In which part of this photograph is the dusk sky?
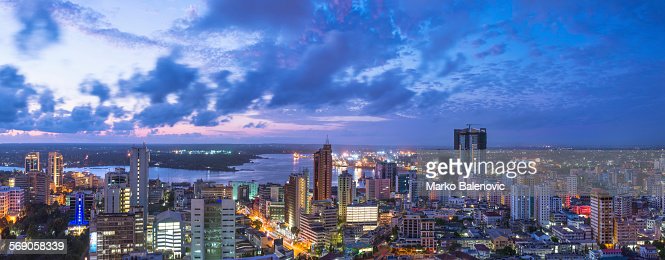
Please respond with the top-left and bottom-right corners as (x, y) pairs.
(0, 0), (663, 146)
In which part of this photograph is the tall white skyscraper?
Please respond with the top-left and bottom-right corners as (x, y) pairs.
(337, 170), (354, 222)
(534, 184), (552, 227)
(510, 184), (531, 221)
(47, 152), (63, 188)
(191, 198), (236, 260)
(24, 152), (40, 173)
(191, 199), (205, 259)
(613, 194), (632, 219)
(104, 169), (130, 213)
(130, 144), (150, 237)
(565, 176), (578, 196)
(565, 175), (578, 207)
(153, 210), (184, 259)
(219, 199), (236, 259)
(285, 170), (309, 229)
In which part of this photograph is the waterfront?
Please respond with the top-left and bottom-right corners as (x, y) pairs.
(0, 153), (376, 186)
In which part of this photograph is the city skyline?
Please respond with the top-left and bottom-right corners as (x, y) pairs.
(0, 1), (663, 146)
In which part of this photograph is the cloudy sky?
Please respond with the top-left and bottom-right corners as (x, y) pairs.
(0, 0), (663, 146)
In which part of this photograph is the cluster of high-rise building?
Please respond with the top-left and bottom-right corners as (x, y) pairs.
(3, 128), (665, 259)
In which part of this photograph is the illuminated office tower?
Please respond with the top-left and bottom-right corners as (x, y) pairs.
(89, 212), (142, 259)
(376, 161), (398, 192)
(104, 169), (131, 213)
(191, 199), (204, 259)
(550, 196), (563, 213)
(129, 144), (150, 234)
(659, 180), (665, 212)
(264, 184), (284, 202)
(300, 200), (337, 247)
(69, 191), (94, 225)
(314, 138), (332, 200)
(613, 194), (632, 219)
(153, 210), (184, 259)
(346, 203), (379, 231)
(29, 171), (49, 204)
(454, 126), (487, 163)
(285, 170), (309, 229)
(565, 175), (578, 208)
(229, 180), (258, 200)
(0, 186), (24, 218)
(655, 157), (665, 172)
(510, 184), (532, 221)
(47, 152), (64, 189)
(68, 191), (93, 236)
(199, 183), (233, 200)
(337, 170), (354, 222)
(24, 152), (40, 173)
(397, 171), (418, 203)
(366, 178), (391, 200)
(534, 184), (552, 227)
(613, 218), (638, 247)
(591, 189), (614, 247)
(191, 199), (236, 260)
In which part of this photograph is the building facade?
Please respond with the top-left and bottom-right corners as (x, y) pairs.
(47, 151), (64, 189)
(313, 139), (332, 201)
(285, 170), (309, 229)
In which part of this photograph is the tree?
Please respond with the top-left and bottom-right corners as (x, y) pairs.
(390, 226), (398, 241)
(497, 246), (516, 256)
(291, 226), (300, 237)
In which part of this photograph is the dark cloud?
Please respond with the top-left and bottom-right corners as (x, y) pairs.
(195, 0), (313, 32)
(191, 110), (221, 127)
(13, 0), (60, 53)
(80, 79), (111, 102)
(38, 89), (56, 112)
(134, 103), (191, 128)
(6, 0), (166, 51)
(205, 1), (491, 117)
(215, 68), (269, 114)
(243, 122), (268, 129)
(119, 54), (217, 128)
(476, 44), (506, 59)
(0, 65), (119, 134)
(122, 54), (199, 103)
(133, 82), (212, 127)
(34, 106), (109, 133)
(0, 65), (37, 123)
(2, 0), (664, 145)
(94, 105), (124, 118)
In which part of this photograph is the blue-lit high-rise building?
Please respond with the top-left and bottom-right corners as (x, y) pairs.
(69, 191), (93, 226)
(68, 191), (94, 236)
